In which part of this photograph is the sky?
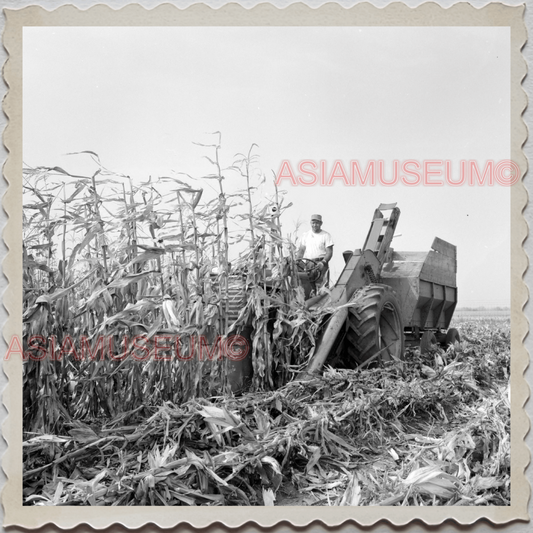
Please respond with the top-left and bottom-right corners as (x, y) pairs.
(23, 26), (512, 307)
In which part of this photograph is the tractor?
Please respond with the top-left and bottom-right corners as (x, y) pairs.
(226, 203), (459, 389)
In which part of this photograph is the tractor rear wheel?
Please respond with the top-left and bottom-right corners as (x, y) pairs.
(344, 284), (404, 367)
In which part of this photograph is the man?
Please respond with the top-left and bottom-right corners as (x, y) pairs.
(296, 214), (334, 286)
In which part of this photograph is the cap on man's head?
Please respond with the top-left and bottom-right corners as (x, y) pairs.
(311, 214), (323, 223)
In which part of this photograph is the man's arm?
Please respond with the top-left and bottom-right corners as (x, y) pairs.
(317, 245), (333, 271)
(323, 245), (333, 264)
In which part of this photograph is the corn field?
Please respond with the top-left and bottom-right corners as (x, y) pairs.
(23, 145), (318, 436)
(23, 316), (510, 506)
(22, 147), (510, 507)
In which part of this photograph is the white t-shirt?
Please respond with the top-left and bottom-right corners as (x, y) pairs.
(300, 230), (334, 260)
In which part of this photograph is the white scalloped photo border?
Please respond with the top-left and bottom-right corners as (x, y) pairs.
(2, 2), (528, 529)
